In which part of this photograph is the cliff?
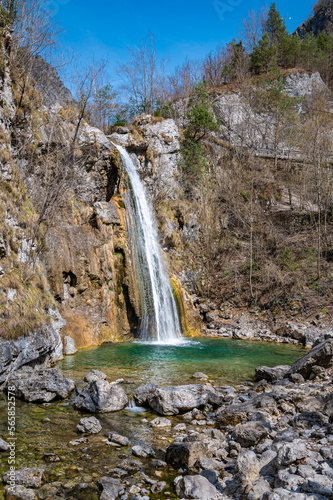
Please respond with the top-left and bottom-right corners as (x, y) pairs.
(295, 0), (333, 38)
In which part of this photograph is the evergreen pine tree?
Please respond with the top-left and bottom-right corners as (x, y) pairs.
(266, 2), (288, 47)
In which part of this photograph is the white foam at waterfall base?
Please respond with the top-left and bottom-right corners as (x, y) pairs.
(115, 144), (182, 343)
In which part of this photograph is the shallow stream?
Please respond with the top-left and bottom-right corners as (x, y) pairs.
(0, 338), (305, 498)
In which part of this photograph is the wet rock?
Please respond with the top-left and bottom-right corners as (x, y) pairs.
(0, 437), (10, 451)
(107, 432), (129, 446)
(193, 372), (209, 379)
(63, 335), (77, 355)
(3, 468), (44, 488)
(84, 369), (107, 383)
(5, 485), (37, 500)
(255, 365), (290, 383)
(132, 444), (155, 458)
(77, 416), (102, 434)
(165, 440), (208, 468)
(174, 474), (219, 499)
(69, 437), (88, 446)
(6, 368), (74, 403)
(133, 383), (157, 406)
(74, 379), (129, 413)
(140, 384), (222, 415)
(231, 422), (270, 447)
(150, 417), (172, 428)
(287, 339), (333, 379)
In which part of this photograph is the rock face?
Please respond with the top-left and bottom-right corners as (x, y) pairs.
(134, 384), (222, 415)
(0, 310), (64, 388)
(31, 55), (74, 108)
(213, 72), (330, 162)
(295, 1), (333, 38)
(0, 32), (65, 381)
(110, 115), (181, 200)
(6, 368), (75, 402)
(74, 379), (129, 412)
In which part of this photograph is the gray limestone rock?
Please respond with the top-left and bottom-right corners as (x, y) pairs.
(6, 368), (74, 403)
(3, 467), (44, 488)
(77, 416), (102, 434)
(174, 474), (220, 499)
(74, 379), (128, 413)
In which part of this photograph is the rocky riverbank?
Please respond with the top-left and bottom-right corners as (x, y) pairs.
(0, 339), (332, 499)
(196, 299), (333, 349)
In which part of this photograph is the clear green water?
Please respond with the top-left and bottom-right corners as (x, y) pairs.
(58, 337), (305, 386)
(0, 338), (305, 497)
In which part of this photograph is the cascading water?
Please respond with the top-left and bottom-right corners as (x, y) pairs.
(115, 145), (181, 343)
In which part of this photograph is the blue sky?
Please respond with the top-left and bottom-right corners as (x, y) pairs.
(51, 0), (315, 84)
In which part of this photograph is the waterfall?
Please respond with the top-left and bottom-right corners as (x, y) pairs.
(115, 145), (181, 343)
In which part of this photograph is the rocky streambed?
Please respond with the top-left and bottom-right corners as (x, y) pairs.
(0, 339), (332, 500)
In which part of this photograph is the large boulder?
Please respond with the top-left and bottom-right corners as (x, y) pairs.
(255, 365), (290, 383)
(134, 384), (222, 416)
(287, 339), (333, 379)
(166, 440), (208, 468)
(174, 475), (220, 499)
(231, 422), (270, 447)
(74, 379), (129, 413)
(6, 368), (74, 403)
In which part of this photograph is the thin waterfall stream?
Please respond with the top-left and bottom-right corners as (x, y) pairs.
(115, 145), (181, 343)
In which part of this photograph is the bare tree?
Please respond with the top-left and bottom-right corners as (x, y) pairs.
(71, 59), (108, 144)
(239, 6), (268, 53)
(116, 31), (166, 116)
(202, 46), (227, 86)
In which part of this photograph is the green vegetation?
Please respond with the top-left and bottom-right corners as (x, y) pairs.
(180, 82), (219, 178)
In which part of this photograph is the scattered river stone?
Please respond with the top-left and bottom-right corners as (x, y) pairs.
(106, 432), (129, 446)
(77, 416), (102, 434)
(150, 417), (172, 428)
(132, 444), (155, 458)
(3, 467), (44, 488)
(193, 372), (209, 379)
(0, 436), (10, 451)
(5, 485), (37, 500)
